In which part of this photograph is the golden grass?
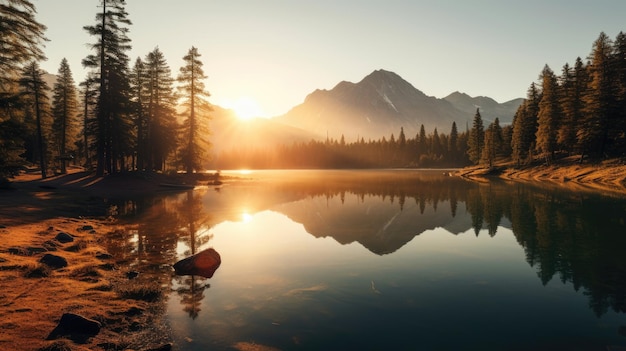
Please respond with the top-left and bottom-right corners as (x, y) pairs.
(0, 218), (169, 351)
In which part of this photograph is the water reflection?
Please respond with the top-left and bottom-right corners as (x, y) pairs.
(104, 170), (626, 349)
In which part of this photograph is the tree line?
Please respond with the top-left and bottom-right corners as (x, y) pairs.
(213, 123), (474, 169)
(215, 31), (626, 170)
(0, 0), (212, 180)
(481, 31), (626, 167)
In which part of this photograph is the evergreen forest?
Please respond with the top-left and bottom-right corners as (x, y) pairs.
(1, 0), (211, 180)
(1, 0), (625, 179)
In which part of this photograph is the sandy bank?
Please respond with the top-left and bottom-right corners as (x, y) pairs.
(456, 157), (626, 195)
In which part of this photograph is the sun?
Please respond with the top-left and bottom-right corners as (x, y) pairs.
(228, 97), (263, 121)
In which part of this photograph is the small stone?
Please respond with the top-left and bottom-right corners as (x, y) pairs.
(39, 254), (68, 269)
(46, 313), (101, 341)
(78, 225), (94, 231)
(55, 232), (74, 244)
(126, 271), (139, 279)
(124, 306), (144, 316)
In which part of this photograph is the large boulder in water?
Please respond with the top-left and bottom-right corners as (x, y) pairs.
(173, 248), (221, 278)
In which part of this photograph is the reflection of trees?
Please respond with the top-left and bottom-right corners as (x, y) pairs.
(103, 173), (626, 319)
(486, 184), (626, 317)
(104, 189), (219, 319)
(276, 173), (626, 317)
(173, 190), (215, 319)
(104, 195), (180, 271)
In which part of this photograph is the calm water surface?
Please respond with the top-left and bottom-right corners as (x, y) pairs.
(106, 170), (626, 351)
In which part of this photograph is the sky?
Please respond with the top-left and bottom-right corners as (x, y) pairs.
(32, 0), (626, 118)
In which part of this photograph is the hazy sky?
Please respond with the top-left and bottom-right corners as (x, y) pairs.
(32, 0), (626, 118)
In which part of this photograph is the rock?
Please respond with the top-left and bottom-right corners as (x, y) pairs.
(124, 306), (144, 316)
(78, 225), (93, 232)
(173, 248), (221, 278)
(39, 254), (68, 269)
(46, 313), (101, 342)
(126, 270), (139, 279)
(55, 232), (74, 243)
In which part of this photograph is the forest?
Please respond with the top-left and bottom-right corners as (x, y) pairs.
(1, 0), (625, 179)
(0, 0), (212, 180)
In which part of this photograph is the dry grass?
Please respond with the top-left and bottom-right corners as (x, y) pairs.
(0, 218), (169, 351)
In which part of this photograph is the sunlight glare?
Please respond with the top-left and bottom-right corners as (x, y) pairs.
(226, 96), (264, 121)
(241, 212), (253, 223)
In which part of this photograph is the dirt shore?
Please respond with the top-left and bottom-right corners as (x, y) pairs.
(0, 170), (200, 351)
(455, 157), (626, 195)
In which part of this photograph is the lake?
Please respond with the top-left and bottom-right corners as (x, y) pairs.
(105, 170), (626, 351)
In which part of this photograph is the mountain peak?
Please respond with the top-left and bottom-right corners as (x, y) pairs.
(278, 70), (523, 140)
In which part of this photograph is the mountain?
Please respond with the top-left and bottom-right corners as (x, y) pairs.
(443, 91), (524, 125)
(275, 69), (523, 140)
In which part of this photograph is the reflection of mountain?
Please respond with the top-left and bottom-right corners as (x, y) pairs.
(275, 194), (471, 255)
(109, 170), (626, 318)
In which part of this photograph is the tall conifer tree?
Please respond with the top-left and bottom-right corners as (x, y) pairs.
(579, 32), (617, 159)
(177, 47), (211, 174)
(51, 58), (79, 173)
(467, 108), (484, 164)
(83, 0), (133, 175)
(19, 61), (50, 178)
(536, 65), (561, 162)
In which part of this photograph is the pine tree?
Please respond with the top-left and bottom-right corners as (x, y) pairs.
(144, 47), (178, 171)
(177, 47), (211, 174)
(481, 119), (503, 168)
(558, 59), (586, 155)
(578, 32), (617, 159)
(83, 0), (133, 175)
(129, 57), (147, 170)
(19, 61), (50, 178)
(612, 32), (626, 153)
(417, 124), (427, 160)
(78, 73), (98, 168)
(0, 0), (47, 92)
(536, 65), (561, 163)
(512, 83), (540, 166)
(51, 58), (79, 174)
(467, 108), (484, 164)
(0, 119), (27, 178)
(448, 121), (459, 163)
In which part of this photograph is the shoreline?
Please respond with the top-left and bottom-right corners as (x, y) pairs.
(0, 217), (172, 351)
(0, 170), (188, 351)
(455, 157), (626, 196)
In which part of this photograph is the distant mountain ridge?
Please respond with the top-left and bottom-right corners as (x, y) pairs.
(274, 69), (523, 141)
